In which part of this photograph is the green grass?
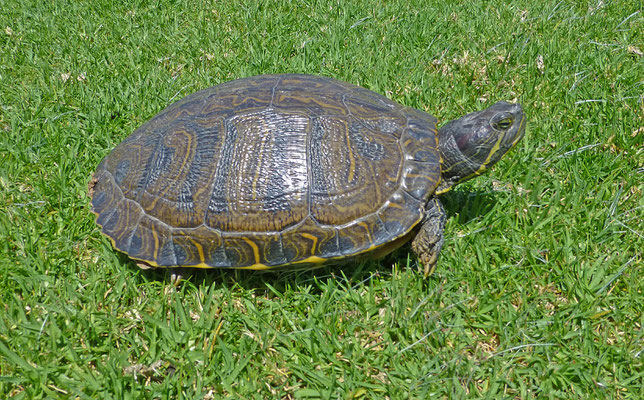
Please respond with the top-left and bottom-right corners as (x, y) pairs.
(1, 0), (642, 398)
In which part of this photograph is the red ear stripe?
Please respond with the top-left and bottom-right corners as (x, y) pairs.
(455, 133), (470, 149)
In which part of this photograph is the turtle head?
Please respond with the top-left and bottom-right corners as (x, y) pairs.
(436, 101), (525, 193)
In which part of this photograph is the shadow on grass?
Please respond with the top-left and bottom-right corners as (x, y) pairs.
(128, 254), (395, 294)
(440, 187), (499, 224)
(118, 188), (500, 292)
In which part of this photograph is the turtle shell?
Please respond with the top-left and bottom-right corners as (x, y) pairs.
(90, 74), (441, 269)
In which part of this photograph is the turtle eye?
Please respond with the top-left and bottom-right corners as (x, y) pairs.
(495, 117), (513, 131)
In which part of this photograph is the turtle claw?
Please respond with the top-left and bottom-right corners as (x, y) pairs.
(136, 262), (153, 270)
(169, 269), (183, 286)
(411, 198), (445, 277)
(422, 254), (438, 278)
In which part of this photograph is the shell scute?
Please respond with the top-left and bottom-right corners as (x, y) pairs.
(91, 74), (440, 269)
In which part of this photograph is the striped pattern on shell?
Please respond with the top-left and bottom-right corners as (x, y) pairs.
(90, 74), (441, 269)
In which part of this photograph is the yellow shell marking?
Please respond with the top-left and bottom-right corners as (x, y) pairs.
(342, 120), (356, 182)
(300, 233), (319, 253)
(146, 130), (194, 211)
(278, 94), (346, 114)
(357, 221), (373, 244)
(250, 126), (271, 201)
(405, 172), (437, 183)
(152, 228), (160, 260)
(242, 237), (262, 265)
(190, 238), (206, 264)
(238, 255), (328, 270)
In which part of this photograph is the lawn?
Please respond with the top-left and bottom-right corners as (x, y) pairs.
(0, 0), (642, 398)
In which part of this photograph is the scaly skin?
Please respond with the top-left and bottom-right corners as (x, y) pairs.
(412, 101), (526, 273)
(411, 198), (446, 277)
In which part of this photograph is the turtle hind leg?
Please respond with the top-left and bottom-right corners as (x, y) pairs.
(411, 198), (446, 277)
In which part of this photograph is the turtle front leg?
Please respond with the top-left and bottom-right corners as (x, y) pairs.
(411, 197), (446, 277)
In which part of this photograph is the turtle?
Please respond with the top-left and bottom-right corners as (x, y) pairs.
(89, 74), (525, 276)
